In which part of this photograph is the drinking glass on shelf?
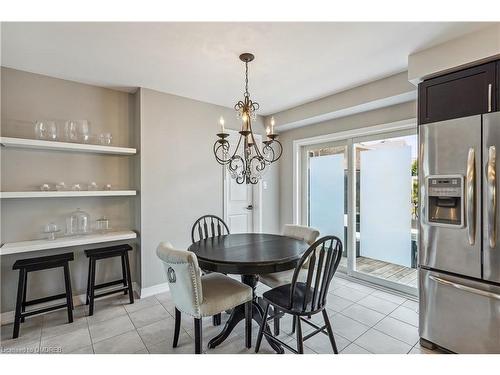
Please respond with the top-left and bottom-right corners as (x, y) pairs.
(40, 183), (51, 191)
(64, 120), (79, 142)
(56, 182), (67, 191)
(34, 120), (57, 140)
(95, 217), (110, 232)
(44, 223), (60, 240)
(77, 120), (91, 143)
(99, 133), (112, 145)
(72, 183), (83, 191)
(104, 183), (112, 190)
(88, 182), (98, 191)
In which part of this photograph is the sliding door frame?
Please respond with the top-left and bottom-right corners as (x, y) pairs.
(292, 118), (418, 296)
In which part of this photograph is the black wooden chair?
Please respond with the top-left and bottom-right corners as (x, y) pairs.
(255, 235), (343, 354)
(191, 214), (230, 326)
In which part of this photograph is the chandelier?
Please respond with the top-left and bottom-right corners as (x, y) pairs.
(213, 53), (282, 184)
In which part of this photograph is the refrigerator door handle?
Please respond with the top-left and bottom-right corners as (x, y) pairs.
(429, 275), (500, 300)
(488, 84), (492, 112)
(487, 145), (497, 248)
(466, 148), (476, 245)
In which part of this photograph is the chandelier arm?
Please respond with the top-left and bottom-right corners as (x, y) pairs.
(271, 139), (283, 162)
(213, 141), (231, 165)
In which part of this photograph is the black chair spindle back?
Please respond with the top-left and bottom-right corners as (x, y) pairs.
(289, 236), (342, 313)
(191, 215), (230, 243)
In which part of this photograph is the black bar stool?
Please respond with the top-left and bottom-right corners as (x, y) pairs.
(12, 252), (74, 339)
(85, 244), (134, 316)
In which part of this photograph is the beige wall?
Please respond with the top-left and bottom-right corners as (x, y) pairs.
(138, 88), (280, 289)
(408, 24), (500, 83)
(1, 68), (139, 314)
(277, 101), (416, 228)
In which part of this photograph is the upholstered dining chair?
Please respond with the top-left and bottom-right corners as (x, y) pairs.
(191, 214), (230, 326)
(259, 224), (320, 335)
(255, 235), (343, 354)
(156, 242), (253, 354)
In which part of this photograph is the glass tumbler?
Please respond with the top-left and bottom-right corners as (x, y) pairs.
(77, 120), (91, 143)
(34, 120), (57, 140)
(64, 120), (79, 142)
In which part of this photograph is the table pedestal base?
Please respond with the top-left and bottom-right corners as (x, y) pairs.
(207, 275), (284, 354)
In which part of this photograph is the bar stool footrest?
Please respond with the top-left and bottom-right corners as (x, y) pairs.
(21, 303), (69, 318)
(23, 293), (68, 307)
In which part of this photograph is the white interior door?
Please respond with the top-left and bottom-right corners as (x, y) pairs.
(223, 130), (261, 233)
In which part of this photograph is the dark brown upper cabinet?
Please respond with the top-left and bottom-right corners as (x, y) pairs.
(418, 62), (497, 125)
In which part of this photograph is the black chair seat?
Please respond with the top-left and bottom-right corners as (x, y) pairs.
(262, 283), (317, 315)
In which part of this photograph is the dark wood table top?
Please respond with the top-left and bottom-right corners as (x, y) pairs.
(188, 233), (309, 275)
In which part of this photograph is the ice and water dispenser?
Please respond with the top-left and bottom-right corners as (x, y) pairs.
(426, 175), (464, 227)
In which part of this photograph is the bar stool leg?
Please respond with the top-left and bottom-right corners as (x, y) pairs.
(86, 259), (91, 305)
(63, 263), (74, 323)
(13, 269), (27, 339)
(124, 251), (134, 304)
(88, 258), (97, 316)
(121, 254), (128, 295)
(20, 271), (28, 323)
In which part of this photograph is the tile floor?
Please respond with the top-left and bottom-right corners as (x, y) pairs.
(0, 274), (443, 354)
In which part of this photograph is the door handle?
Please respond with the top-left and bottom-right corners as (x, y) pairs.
(466, 148), (476, 245)
(429, 275), (500, 300)
(246, 205), (253, 211)
(488, 84), (492, 113)
(487, 145), (497, 248)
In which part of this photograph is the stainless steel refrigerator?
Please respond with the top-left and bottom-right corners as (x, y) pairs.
(419, 112), (500, 354)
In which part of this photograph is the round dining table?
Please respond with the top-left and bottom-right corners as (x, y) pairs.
(188, 233), (309, 353)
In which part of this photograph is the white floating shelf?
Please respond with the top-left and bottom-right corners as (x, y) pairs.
(0, 230), (137, 256)
(0, 190), (137, 199)
(0, 137), (136, 155)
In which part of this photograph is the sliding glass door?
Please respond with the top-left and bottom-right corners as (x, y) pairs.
(301, 128), (418, 294)
(302, 141), (349, 271)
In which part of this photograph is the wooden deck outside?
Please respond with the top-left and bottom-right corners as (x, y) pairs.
(339, 256), (418, 288)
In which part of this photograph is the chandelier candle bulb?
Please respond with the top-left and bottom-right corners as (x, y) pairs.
(270, 117), (275, 134)
(219, 116), (225, 133)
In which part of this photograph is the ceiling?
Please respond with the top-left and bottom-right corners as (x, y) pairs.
(1, 22), (492, 115)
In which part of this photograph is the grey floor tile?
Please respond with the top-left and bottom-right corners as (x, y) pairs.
(401, 299), (419, 312)
(42, 307), (88, 340)
(40, 327), (92, 354)
(124, 296), (160, 314)
(341, 281), (377, 294)
(89, 314), (135, 343)
(302, 330), (350, 354)
(409, 343), (444, 354)
(147, 332), (194, 354)
(326, 294), (354, 313)
(341, 304), (385, 326)
(128, 304), (170, 329)
(371, 290), (407, 305)
(340, 343), (371, 354)
(374, 316), (419, 346)
(68, 345), (94, 354)
(389, 306), (419, 327)
(331, 286), (371, 302)
(329, 313), (370, 341)
(137, 316), (179, 347)
(354, 328), (412, 354)
(0, 315), (43, 346)
(86, 303), (128, 325)
(93, 330), (146, 354)
(357, 295), (399, 315)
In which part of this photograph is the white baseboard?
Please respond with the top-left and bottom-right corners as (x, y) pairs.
(139, 282), (169, 298)
(0, 281), (162, 326)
